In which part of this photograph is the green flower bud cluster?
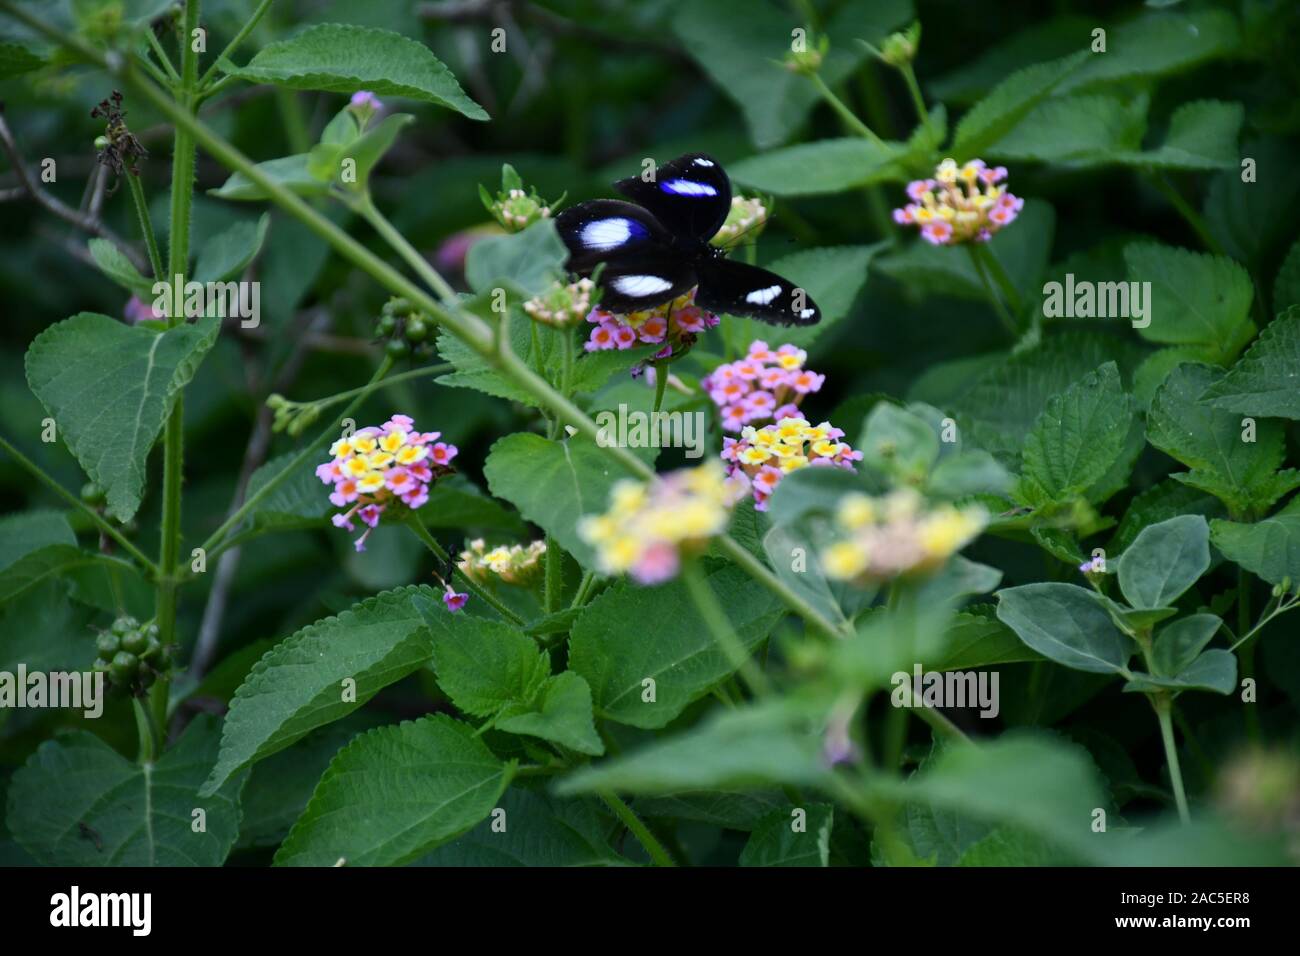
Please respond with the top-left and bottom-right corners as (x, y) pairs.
(92, 616), (171, 696)
(375, 297), (435, 360)
(879, 23), (921, 67)
(479, 164), (564, 233)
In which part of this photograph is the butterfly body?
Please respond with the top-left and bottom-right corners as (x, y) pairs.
(556, 153), (820, 326)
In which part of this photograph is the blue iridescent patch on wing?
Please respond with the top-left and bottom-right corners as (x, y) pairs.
(661, 178), (718, 197)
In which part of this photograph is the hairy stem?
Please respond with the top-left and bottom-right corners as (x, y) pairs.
(599, 791), (675, 867)
(1153, 695), (1191, 824)
(125, 170), (164, 280)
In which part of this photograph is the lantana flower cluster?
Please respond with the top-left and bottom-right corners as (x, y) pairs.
(458, 539), (547, 585)
(316, 415), (457, 552)
(821, 489), (987, 583)
(703, 340), (826, 433)
(723, 417), (861, 511)
(578, 461), (744, 584)
(524, 277), (596, 327)
(893, 158), (1023, 246)
(584, 288), (719, 357)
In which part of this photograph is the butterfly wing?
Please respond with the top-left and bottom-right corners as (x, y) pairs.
(555, 199), (697, 312)
(613, 153), (731, 244)
(694, 257), (821, 327)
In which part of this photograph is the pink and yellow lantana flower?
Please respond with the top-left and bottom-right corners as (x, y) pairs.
(316, 414), (457, 552)
(584, 288), (719, 358)
(893, 158), (1024, 246)
(703, 340), (826, 433)
(722, 417), (862, 511)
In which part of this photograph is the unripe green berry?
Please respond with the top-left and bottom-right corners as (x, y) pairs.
(121, 629), (148, 655)
(94, 135), (110, 150)
(377, 313), (397, 336)
(111, 615), (137, 636)
(80, 481), (107, 506)
(109, 651), (139, 683)
(385, 338), (411, 359)
(96, 632), (120, 659)
(405, 316), (428, 343)
(143, 635), (163, 662)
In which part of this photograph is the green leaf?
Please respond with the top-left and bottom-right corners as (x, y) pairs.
(1018, 362), (1134, 506)
(0, 579), (95, 673)
(1119, 100), (1244, 171)
(1211, 496), (1300, 587)
(1059, 9), (1241, 92)
(1275, 241), (1300, 313)
(87, 238), (154, 299)
(202, 585), (436, 794)
(1116, 514), (1210, 609)
(672, 0), (912, 149)
(464, 220), (568, 296)
(951, 51), (1089, 159)
(929, 608), (1044, 671)
(221, 24), (487, 120)
(6, 715), (245, 866)
(555, 700), (834, 796)
(483, 433), (642, 569)
(636, 790), (786, 831)
(1199, 307), (1300, 419)
(24, 313), (220, 521)
(727, 139), (907, 197)
(1124, 649), (1236, 695)
(209, 154), (330, 201)
(274, 715), (510, 866)
(242, 452), (333, 531)
(497, 672), (604, 757)
(1147, 363), (1296, 515)
(1152, 614), (1223, 677)
(308, 113), (415, 190)
(0, 40), (43, 79)
(985, 93), (1147, 165)
(995, 583), (1131, 674)
(1124, 242), (1255, 358)
(414, 787), (629, 866)
(421, 604), (549, 718)
(739, 804), (833, 867)
(1110, 479), (1225, 553)
(193, 213), (271, 283)
(956, 826), (1071, 866)
(927, 450), (1012, 500)
(569, 563), (783, 729)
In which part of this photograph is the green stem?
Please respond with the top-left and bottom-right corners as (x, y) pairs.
(201, 358), (393, 555)
(405, 514), (526, 626)
(899, 63), (930, 131)
(197, 0), (274, 90)
(125, 171), (164, 280)
(143, 27), (180, 83)
(150, 0), (202, 737)
(808, 72), (884, 144)
(1153, 695), (1191, 824)
(1149, 173), (1224, 256)
(682, 560), (772, 697)
(0, 434), (158, 575)
(568, 570), (596, 610)
(1237, 566), (1260, 741)
(652, 360), (667, 414)
(132, 696), (160, 763)
(599, 791), (675, 867)
(543, 533), (562, 614)
(967, 243), (1021, 338)
(291, 362), (452, 415)
(356, 195), (459, 307)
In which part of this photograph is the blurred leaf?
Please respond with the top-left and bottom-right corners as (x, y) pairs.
(986, 94), (1147, 165)
(728, 139), (906, 197)
(193, 213), (271, 283)
(87, 238), (154, 299)
(1211, 496), (1300, 587)
(952, 51), (1089, 160)
(220, 24), (487, 119)
(1124, 242), (1255, 358)
(1060, 9), (1241, 92)
(210, 154), (330, 202)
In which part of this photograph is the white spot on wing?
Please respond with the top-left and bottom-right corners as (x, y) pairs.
(745, 284), (783, 306)
(662, 178), (718, 197)
(693, 157), (715, 167)
(799, 308), (816, 320)
(611, 274), (673, 297)
(580, 217), (633, 251)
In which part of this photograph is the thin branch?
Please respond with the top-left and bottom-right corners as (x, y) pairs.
(0, 107), (148, 272)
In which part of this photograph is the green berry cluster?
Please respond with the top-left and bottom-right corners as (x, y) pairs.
(93, 616), (170, 696)
(375, 297), (434, 359)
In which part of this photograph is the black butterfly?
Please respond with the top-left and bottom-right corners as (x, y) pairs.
(555, 153), (820, 326)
